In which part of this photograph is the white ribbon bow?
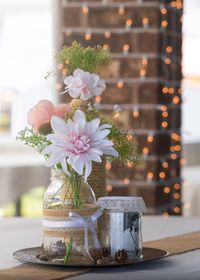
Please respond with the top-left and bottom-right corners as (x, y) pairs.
(69, 209), (102, 261)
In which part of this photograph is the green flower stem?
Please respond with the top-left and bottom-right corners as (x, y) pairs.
(71, 172), (82, 208)
(64, 237), (73, 264)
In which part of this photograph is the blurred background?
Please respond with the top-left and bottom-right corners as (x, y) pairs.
(0, 0), (199, 217)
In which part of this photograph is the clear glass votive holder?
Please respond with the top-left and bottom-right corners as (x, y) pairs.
(97, 196), (146, 260)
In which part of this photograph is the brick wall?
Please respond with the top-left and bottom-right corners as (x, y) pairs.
(56, 0), (183, 215)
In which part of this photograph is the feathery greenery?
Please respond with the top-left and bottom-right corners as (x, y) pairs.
(56, 41), (111, 74)
(17, 127), (50, 152)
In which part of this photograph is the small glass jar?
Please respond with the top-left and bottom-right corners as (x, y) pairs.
(97, 196), (146, 260)
(43, 169), (96, 259)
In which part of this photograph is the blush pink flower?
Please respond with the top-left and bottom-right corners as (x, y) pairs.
(42, 110), (118, 180)
(28, 100), (71, 132)
(63, 69), (106, 100)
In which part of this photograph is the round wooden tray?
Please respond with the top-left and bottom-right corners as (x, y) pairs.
(13, 247), (169, 267)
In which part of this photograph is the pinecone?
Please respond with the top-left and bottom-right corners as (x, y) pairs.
(89, 248), (103, 262)
(101, 247), (109, 257)
(115, 249), (128, 263)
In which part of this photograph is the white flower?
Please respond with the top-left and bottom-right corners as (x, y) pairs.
(63, 69), (106, 100)
(42, 110), (118, 180)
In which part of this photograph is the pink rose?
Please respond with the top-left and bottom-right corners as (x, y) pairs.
(28, 99), (70, 133)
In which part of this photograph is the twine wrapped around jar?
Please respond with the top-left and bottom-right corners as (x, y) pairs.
(88, 160), (106, 199)
(43, 206), (98, 239)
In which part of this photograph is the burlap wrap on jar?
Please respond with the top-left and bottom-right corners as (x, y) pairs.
(42, 205), (99, 259)
(88, 160), (106, 199)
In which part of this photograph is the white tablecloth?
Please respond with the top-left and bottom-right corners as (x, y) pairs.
(0, 216), (200, 279)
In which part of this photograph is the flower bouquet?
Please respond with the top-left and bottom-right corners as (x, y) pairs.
(17, 42), (142, 264)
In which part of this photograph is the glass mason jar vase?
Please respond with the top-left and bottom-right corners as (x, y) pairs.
(97, 196), (146, 260)
(42, 168), (97, 262)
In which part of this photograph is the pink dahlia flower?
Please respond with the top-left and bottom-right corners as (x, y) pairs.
(28, 100), (71, 132)
(42, 110), (118, 180)
(63, 69), (106, 100)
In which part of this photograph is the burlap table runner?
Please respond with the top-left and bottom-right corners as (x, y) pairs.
(1, 231), (200, 280)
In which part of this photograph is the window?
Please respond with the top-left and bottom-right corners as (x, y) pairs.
(0, 0), (54, 139)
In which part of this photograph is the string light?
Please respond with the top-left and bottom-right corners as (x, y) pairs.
(161, 121), (168, 128)
(162, 87), (168, 94)
(106, 184), (113, 192)
(147, 172), (154, 179)
(171, 1), (177, 8)
(147, 134), (154, 143)
(166, 46), (173, 53)
(142, 17), (149, 28)
(142, 56), (148, 66)
(168, 87), (174, 94)
(171, 133), (181, 141)
(173, 206), (181, 214)
(184, 202), (191, 209)
(143, 147), (149, 155)
(162, 111), (168, 118)
(123, 44), (130, 54)
(132, 110), (140, 118)
(95, 96), (101, 102)
(140, 69), (146, 79)
(127, 162), (133, 168)
(104, 31), (111, 39)
(173, 192), (180, 199)
(160, 105), (167, 111)
(162, 161), (169, 168)
(170, 146), (175, 152)
(82, 4), (89, 15)
(177, 2), (183, 10)
(178, 88), (182, 94)
(173, 96), (180, 104)
(161, 20), (168, 28)
(171, 153), (177, 160)
(159, 172), (166, 179)
(174, 183), (181, 190)
(175, 145), (181, 151)
(163, 186), (170, 194)
(126, 19), (133, 29)
(165, 58), (171, 65)
(85, 32), (92, 41)
(160, 8), (167, 15)
(103, 44), (109, 50)
(180, 158), (186, 165)
(114, 112), (120, 119)
(118, 5), (125, 15)
(106, 162), (112, 170)
(162, 211), (169, 218)
(65, 30), (71, 37)
(123, 178), (130, 185)
(117, 81), (124, 88)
